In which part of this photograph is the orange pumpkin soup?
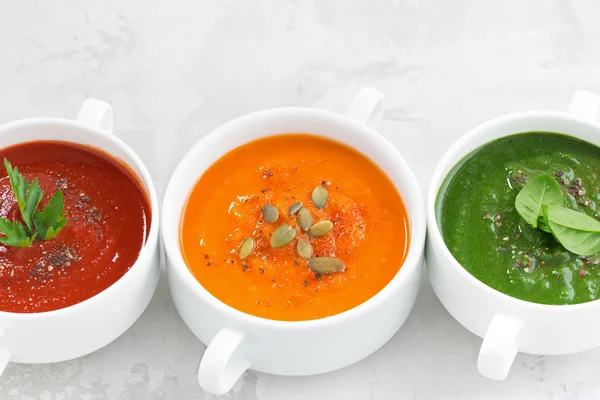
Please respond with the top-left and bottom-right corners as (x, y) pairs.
(180, 134), (410, 321)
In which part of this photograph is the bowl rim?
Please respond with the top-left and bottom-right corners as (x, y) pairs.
(427, 109), (600, 312)
(162, 106), (427, 330)
(0, 117), (160, 319)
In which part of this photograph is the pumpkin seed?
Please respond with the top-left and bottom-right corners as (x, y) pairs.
(238, 237), (255, 259)
(296, 239), (313, 259)
(308, 257), (345, 274)
(271, 224), (297, 248)
(296, 207), (313, 231)
(311, 185), (328, 210)
(262, 204), (279, 223)
(288, 201), (303, 215)
(307, 220), (333, 237)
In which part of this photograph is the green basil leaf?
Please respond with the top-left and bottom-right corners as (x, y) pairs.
(538, 204), (552, 233)
(538, 217), (551, 233)
(515, 174), (564, 228)
(546, 205), (600, 255)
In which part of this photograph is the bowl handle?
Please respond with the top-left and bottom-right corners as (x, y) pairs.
(75, 98), (114, 134)
(568, 90), (600, 121)
(346, 87), (385, 130)
(197, 328), (250, 395)
(477, 313), (524, 380)
(0, 327), (11, 375)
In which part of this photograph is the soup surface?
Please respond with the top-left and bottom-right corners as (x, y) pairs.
(0, 141), (150, 313)
(180, 134), (410, 321)
(439, 132), (600, 305)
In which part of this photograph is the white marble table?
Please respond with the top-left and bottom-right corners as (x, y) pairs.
(2, 1), (600, 398)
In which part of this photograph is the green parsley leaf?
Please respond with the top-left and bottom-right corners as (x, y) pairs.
(0, 218), (37, 248)
(4, 159), (28, 211)
(0, 159), (68, 247)
(4, 158), (44, 233)
(23, 178), (43, 233)
(33, 190), (68, 240)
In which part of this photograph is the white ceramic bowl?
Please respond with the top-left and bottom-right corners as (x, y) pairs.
(0, 99), (160, 374)
(427, 90), (600, 381)
(162, 88), (426, 395)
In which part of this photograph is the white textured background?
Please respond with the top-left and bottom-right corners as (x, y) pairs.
(2, 1), (600, 399)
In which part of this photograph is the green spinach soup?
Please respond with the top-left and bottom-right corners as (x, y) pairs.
(438, 132), (600, 305)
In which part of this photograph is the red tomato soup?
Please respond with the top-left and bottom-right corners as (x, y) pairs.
(0, 141), (150, 313)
